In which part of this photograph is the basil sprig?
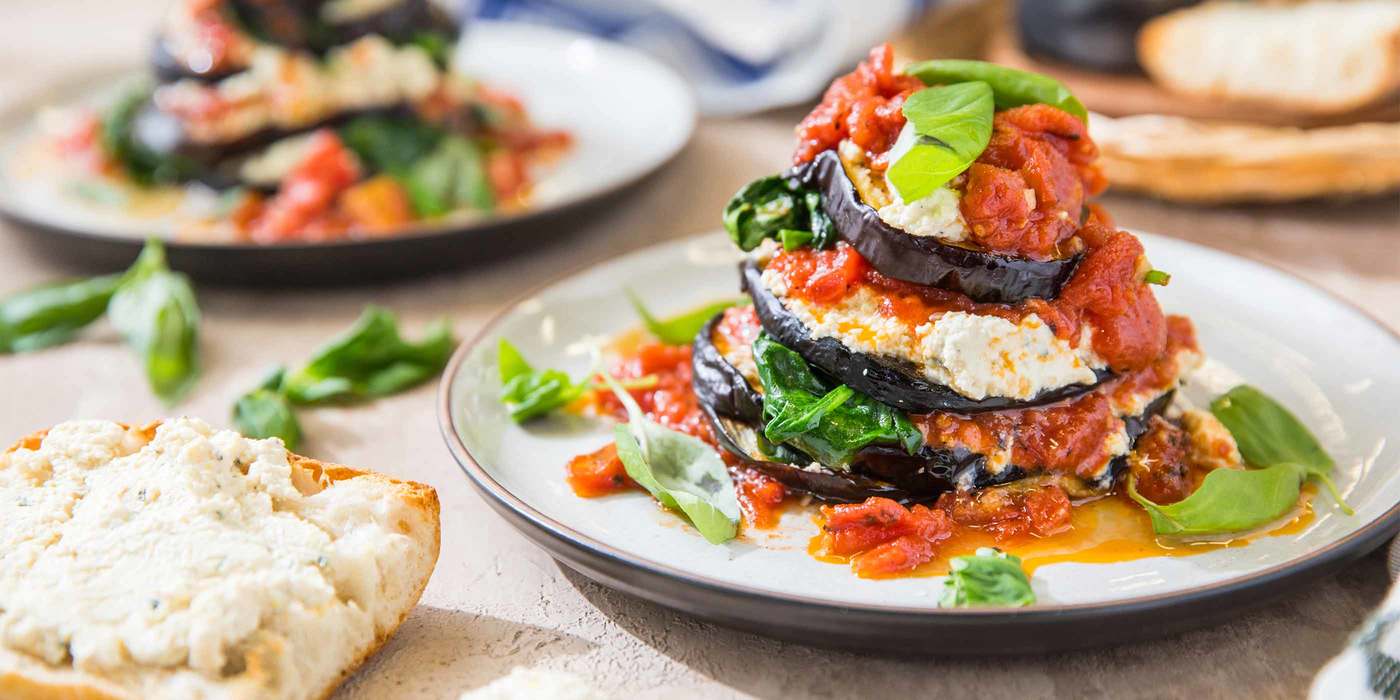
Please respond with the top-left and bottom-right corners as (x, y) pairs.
(1129, 384), (1353, 536)
(886, 81), (994, 203)
(905, 59), (1088, 122)
(723, 175), (833, 252)
(107, 241), (201, 403)
(499, 338), (590, 422)
(940, 547), (1036, 608)
(752, 333), (922, 466)
(626, 290), (740, 346)
(0, 273), (123, 353)
(280, 306), (456, 404)
(232, 368), (302, 449)
(402, 135), (494, 217)
(231, 307), (455, 448)
(498, 339), (658, 422)
(601, 372), (740, 544)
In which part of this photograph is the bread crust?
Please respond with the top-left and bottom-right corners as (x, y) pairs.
(0, 424), (441, 700)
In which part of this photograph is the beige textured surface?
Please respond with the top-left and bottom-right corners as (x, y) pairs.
(1, 2), (1399, 698)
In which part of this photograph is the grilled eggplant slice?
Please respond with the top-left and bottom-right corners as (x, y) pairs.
(740, 259), (1110, 414)
(693, 309), (1174, 502)
(150, 38), (241, 84)
(787, 149), (1081, 304)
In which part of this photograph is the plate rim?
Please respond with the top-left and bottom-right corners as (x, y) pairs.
(0, 19), (698, 253)
(437, 229), (1400, 622)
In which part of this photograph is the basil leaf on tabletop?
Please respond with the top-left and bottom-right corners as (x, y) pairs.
(1128, 463), (1306, 537)
(626, 290), (740, 346)
(232, 368), (303, 449)
(1212, 384), (1352, 513)
(402, 135), (494, 217)
(939, 547), (1036, 608)
(601, 372), (740, 544)
(752, 333), (922, 466)
(108, 240), (201, 403)
(281, 306), (456, 404)
(886, 81), (994, 202)
(904, 59), (1088, 121)
(723, 176), (832, 252)
(0, 273), (122, 353)
(498, 338), (590, 422)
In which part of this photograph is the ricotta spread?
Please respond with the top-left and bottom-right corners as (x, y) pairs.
(0, 418), (423, 691)
(761, 266), (1105, 401)
(876, 185), (969, 242)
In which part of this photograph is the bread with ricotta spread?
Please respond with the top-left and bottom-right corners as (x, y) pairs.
(0, 418), (440, 700)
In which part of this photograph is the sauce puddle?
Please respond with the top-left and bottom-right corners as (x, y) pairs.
(810, 488), (1316, 578)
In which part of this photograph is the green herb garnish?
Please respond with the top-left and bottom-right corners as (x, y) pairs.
(723, 176), (832, 252)
(0, 273), (122, 353)
(232, 368), (302, 449)
(402, 135), (494, 217)
(940, 547), (1036, 608)
(626, 290), (740, 346)
(1144, 270), (1171, 286)
(905, 59), (1088, 122)
(280, 306), (456, 404)
(886, 81), (994, 202)
(107, 239), (201, 403)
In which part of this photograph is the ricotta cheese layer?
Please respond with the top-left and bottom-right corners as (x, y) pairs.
(876, 185), (969, 242)
(0, 418), (422, 689)
(760, 266), (1105, 401)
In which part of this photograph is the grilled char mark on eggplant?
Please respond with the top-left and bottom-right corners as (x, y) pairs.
(692, 310), (1175, 502)
(787, 150), (1082, 304)
(740, 259), (1111, 415)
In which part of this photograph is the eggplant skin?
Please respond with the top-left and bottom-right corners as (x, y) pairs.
(788, 150), (1081, 304)
(691, 313), (764, 424)
(741, 259), (1110, 414)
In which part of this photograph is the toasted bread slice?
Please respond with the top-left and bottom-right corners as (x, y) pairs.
(1139, 0), (1400, 116)
(0, 419), (440, 700)
(1091, 112), (1400, 202)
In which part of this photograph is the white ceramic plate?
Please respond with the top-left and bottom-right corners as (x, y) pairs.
(0, 21), (696, 283)
(440, 231), (1400, 653)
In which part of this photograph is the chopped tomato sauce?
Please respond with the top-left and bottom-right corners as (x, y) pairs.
(960, 105), (1107, 259)
(249, 130), (361, 243)
(793, 43), (923, 168)
(765, 233), (1169, 373)
(1128, 417), (1192, 505)
(567, 443), (634, 497)
(912, 315), (1195, 478)
(577, 339), (790, 528)
(819, 497), (956, 577)
(715, 305), (762, 351)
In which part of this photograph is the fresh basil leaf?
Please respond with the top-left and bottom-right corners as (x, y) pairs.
(626, 290), (740, 346)
(498, 339), (589, 423)
(886, 81), (994, 202)
(1144, 270), (1171, 286)
(940, 547), (1036, 608)
(1211, 384), (1352, 514)
(232, 367), (302, 450)
(905, 59), (1088, 122)
(723, 176), (831, 252)
(339, 114), (443, 175)
(1128, 463), (1306, 536)
(752, 333), (923, 466)
(402, 135), (493, 217)
(601, 373), (740, 544)
(0, 273), (122, 353)
(108, 240), (201, 404)
(281, 306), (455, 404)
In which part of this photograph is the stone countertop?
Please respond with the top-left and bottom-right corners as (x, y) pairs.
(1, 2), (1398, 697)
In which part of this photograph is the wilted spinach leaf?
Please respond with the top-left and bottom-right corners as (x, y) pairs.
(752, 333), (922, 466)
(723, 175), (833, 252)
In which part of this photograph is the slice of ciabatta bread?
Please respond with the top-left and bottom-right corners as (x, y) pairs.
(0, 418), (440, 700)
(1139, 0), (1400, 115)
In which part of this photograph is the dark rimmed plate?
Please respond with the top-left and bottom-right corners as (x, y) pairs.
(437, 231), (1400, 654)
(0, 21), (696, 285)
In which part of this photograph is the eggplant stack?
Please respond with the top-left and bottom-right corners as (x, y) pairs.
(110, 0), (460, 191)
(696, 46), (1203, 506)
